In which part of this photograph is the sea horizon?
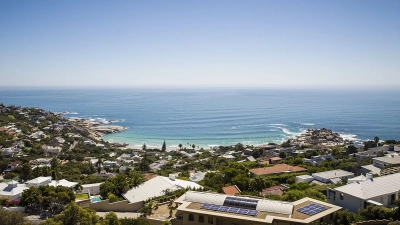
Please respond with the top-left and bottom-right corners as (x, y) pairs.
(1, 87), (399, 149)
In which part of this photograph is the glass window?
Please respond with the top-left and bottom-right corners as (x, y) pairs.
(188, 214), (194, 221)
(208, 216), (213, 224)
(199, 215), (204, 223)
(340, 193), (344, 200)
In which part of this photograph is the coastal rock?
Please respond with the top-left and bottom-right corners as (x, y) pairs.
(290, 128), (345, 146)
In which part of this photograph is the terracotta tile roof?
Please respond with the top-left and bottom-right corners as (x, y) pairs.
(261, 185), (286, 196)
(250, 164), (307, 176)
(222, 185), (241, 195)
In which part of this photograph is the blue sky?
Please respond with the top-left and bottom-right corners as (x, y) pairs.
(0, 0), (399, 88)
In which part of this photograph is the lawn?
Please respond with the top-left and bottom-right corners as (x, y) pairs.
(75, 193), (89, 200)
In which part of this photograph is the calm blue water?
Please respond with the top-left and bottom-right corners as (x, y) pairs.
(1, 87), (399, 149)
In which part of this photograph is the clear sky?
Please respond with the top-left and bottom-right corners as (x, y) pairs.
(0, 0), (399, 88)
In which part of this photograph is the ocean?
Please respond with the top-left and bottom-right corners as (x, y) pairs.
(1, 87), (399, 149)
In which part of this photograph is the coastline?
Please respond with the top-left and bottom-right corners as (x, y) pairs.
(67, 117), (128, 141)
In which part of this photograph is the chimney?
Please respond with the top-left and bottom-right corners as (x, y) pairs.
(169, 174), (176, 181)
(366, 173), (373, 179)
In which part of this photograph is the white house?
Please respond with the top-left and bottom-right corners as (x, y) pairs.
(82, 183), (103, 195)
(328, 173), (400, 213)
(0, 181), (29, 200)
(311, 169), (354, 184)
(26, 176), (52, 188)
(122, 175), (202, 205)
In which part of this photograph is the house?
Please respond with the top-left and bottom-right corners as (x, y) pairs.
(327, 172), (400, 213)
(189, 171), (207, 183)
(296, 175), (314, 183)
(311, 169), (354, 184)
(249, 164), (307, 177)
(122, 175), (202, 210)
(246, 156), (256, 162)
(174, 191), (341, 225)
(261, 185), (287, 196)
(49, 179), (78, 188)
(373, 154), (400, 168)
(42, 145), (62, 156)
(222, 185), (241, 196)
(82, 183), (103, 195)
(103, 160), (118, 168)
(305, 154), (336, 166)
(0, 181), (29, 200)
(26, 176), (52, 188)
(118, 166), (135, 173)
(355, 149), (380, 161)
(361, 164), (381, 175)
(30, 158), (52, 166)
(269, 157), (282, 164)
(98, 170), (115, 178)
(5, 161), (22, 172)
(1, 147), (22, 157)
(243, 148), (253, 156)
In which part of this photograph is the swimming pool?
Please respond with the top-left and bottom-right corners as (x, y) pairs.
(91, 197), (101, 203)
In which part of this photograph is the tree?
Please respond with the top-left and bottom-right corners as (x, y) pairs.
(51, 157), (59, 171)
(20, 163), (31, 182)
(192, 144), (195, 150)
(0, 207), (26, 225)
(250, 176), (266, 193)
(178, 143), (182, 150)
(374, 136), (380, 147)
(100, 181), (117, 199)
(279, 152), (286, 158)
(104, 211), (121, 225)
(142, 143), (147, 151)
(162, 140), (166, 152)
(50, 201), (100, 225)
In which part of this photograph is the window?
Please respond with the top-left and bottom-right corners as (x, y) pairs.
(340, 193), (344, 200)
(188, 214), (194, 221)
(208, 216), (213, 224)
(198, 215), (204, 223)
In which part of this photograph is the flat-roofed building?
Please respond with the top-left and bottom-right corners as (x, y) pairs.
(174, 191), (341, 225)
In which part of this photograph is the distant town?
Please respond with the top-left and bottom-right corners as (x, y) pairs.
(1, 104), (400, 225)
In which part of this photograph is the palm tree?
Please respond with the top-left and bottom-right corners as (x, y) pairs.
(178, 143), (182, 150)
(192, 144), (195, 150)
(374, 136), (380, 147)
(142, 143), (147, 151)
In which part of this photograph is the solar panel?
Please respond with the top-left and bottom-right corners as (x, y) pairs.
(296, 204), (327, 216)
(223, 196), (259, 209)
(200, 204), (259, 216)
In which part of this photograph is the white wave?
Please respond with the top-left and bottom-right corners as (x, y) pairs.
(231, 127), (236, 129)
(267, 124), (288, 126)
(300, 123), (314, 126)
(340, 133), (361, 141)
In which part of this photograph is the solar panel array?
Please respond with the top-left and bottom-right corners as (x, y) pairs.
(223, 196), (259, 209)
(297, 204), (327, 216)
(200, 203), (259, 216)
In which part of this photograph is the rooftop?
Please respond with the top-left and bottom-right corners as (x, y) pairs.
(176, 191), (341, 224)
(334, 172), (400, 199)
(222, 185), (241, 196)
(123, 176), (202, 203)
(374, 154), (400, 164)
(250, 164), (307, 176)
(312, 169), (354, 180)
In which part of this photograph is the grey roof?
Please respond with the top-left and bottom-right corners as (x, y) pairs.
(373, 154), (400, 164)
(312, 169), (354, 179)
(334, 172), (400, 199)
(361, 165), (381, 175)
